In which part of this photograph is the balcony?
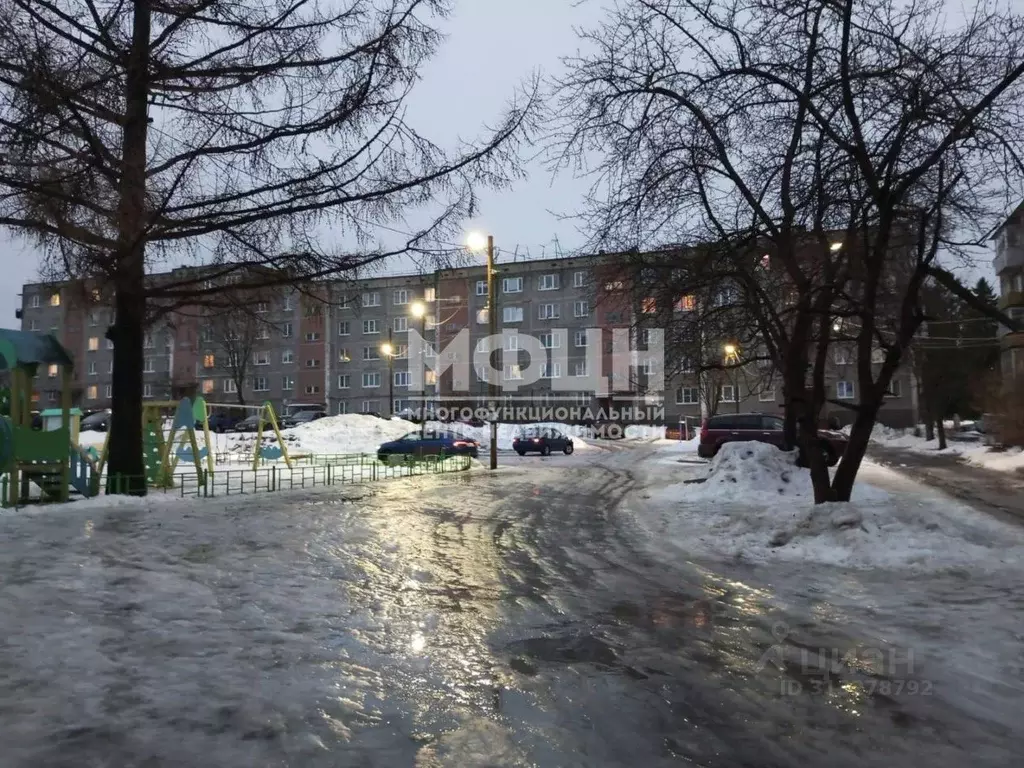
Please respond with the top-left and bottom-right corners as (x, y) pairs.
(993, 243), (1024, 275)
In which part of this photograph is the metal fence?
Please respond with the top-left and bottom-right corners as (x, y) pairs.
(2, 453), (472, 506)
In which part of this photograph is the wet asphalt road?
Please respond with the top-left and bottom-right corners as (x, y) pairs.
(1, 446), (1023, 766)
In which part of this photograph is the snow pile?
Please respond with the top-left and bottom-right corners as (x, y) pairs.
(634, 444), (1024, 571)
(429, 421), (597, 452)
(284, 414), (415, 454)
(624, 424), (667, 441)
(859, 422), (1024, 474)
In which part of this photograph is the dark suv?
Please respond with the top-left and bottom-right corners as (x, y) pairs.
(698, 413), (847, 466)
(512, 428), (575, 456)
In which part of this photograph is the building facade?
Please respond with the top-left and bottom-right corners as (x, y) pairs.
(17, 250), (920, 426)
(993, 201), (1024, 382)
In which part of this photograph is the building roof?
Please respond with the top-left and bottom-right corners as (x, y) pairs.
(0, 330), (73, 371)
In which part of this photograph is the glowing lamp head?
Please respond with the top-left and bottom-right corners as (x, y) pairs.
(410, 301), (426, 319)
(466, 231), (488, 253)
(381, 342), (394, 357)
(723, 343), (737, 357)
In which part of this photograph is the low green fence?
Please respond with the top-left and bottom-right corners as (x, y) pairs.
(1, 453), (472, 506)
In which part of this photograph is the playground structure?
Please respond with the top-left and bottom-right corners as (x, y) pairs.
(0, 330), (97, 505)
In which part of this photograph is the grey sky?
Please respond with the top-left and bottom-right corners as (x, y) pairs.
(0, 0), (591, 323)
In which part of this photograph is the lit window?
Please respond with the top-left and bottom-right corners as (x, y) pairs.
(642, 298), (656, 314)
(87, 337), (99, 352)
(49, 293), (60, 307)
(86, 385), (98, 400)
(676, 295), (696, 312)
(202, 380), (215, 394)
(203, 353), (215, 368)
(424, 370), (437, 385)
(424, 287), (436, 302)
(47, 364), (58, 378)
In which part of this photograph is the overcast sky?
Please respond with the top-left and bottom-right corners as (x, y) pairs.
(0, 0), (591, 321)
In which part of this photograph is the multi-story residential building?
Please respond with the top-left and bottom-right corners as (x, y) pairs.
(993, 201), (1024, 382)
(16, 249), (921, 426)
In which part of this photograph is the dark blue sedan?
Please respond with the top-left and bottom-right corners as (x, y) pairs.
(377, 431), (479, 462)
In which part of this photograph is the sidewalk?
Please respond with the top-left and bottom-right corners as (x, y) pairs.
(869, 444), (1024, 527)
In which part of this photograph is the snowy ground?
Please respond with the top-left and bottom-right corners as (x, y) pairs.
(631, 440), (1024, 572)
(860, 423), (1024, 474)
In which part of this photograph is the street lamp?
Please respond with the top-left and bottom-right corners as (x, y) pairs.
(381, 338), (394, 418)
(410, 300), (428, 437)
(723, 343), (737, 358)
(467, 231), (498, 471)
(723, 343), (740, 413)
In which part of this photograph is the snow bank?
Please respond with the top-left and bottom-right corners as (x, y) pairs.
(624, 424), (667, 441)
(859, 423), (1024, 474)
(634, 443), (1024, 571)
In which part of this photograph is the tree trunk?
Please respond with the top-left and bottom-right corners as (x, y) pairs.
(937, 418), (947, 450)
(831, 399), (881, 502)
(105, 0), (151, 496)
(925, 416), (934, 441)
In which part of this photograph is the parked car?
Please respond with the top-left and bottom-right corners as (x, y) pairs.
(80, 410), (111, 432)
(233, 414), (262, 433)
(377, 431), (479, 461)
(287, 410), (325, 427)
(512, 427), (575, 456)
(697, 413), (846, 466)
(205, 411), (244, 433)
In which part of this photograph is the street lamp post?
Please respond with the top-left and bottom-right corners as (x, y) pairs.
(469, 232), (498, 471)
(410, 301), (428, 438)
(381, 333), (394, 418)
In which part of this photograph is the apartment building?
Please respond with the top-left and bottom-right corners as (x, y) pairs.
(993, 201), (1024, 382)
(17, 249), (920, 426)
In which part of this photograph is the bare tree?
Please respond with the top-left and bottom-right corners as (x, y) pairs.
(0, 0), (536, 493)
(553, 0), (1024, 501)
(202, 308), (274, 406)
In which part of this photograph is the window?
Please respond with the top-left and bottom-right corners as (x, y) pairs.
(87, 337), (99, 352)
(202, 380), (215, 394)
(539, 332), (561, 349)
(305, 385), (321, 395)
(604, 281), (624, 291)
(424, 286), (436, 302)
(425, 370), (437, 385)
(338, 375), (351, 389)
(306, 358), (321, 369)
(338, 348), (351, 362)
(282, 349), (294, 364)
(502, 277), (523, 294)
(678, 356), (695, 373)
(539, 274), (559, 291)
(103, 385), (112, 399)
(573, 300), (589, 318)
(200, 326), (214, 343)
(49, 293), (60, 307)
(361, 400), (380, 414)
(503, 306), (524, 323)
(28, 319), (39, 331)
(394, 371), (410, 387)
(203, 353), (215, 368)
(47, 363), (58, 378)
(363, 346), (379, 361)
(337, 401), (349, 415)
(676, 387), (699, 405)
(144, 334), (154, 349)
(394, 289), (409, 306)
(759, 387), (776, 402)
(253, 376), (269, 392)
(87, 312), (98, 327)
(574, 330), (588, 348)
(505, 335), (520, 351)
(282, 322), (293, 338)
(394, 317), (408, 333)
(30, 295), (40, 308)
(224, 380), (238, 393)
(255, 302), (268, 314)
(143, 358), (155, 373)
(284, 296), (293, 311)
(253, 351), (270, 366)
(282, 376), (294, 391)
(362, 292), (381, 307)
(885, 379), (903, 398)
(86, 385), (98, 400)
(337, 295), (350, 310)
(143, 384), (153, 398)
(107, 361), (113, 374)
(540, 362), (561, 379)
(573, 361), (588, 377)
(871, 348), (886, 364)
(641, 329), (654, 345)
(106, 339), (115, 350)
(394, 344), (409, 359)
(837, 380), (855, 399)
(642, 298), (657, 314)
(573, 271), (585, 288)
(362, 372), (381, 388)
(304, 332), (321, 342)
(719, 384), (737, 402)
(538, 303), (560, 320)
(676, 295), (696, 312)
(504, 364), (523, 380)
(363, 319), (379, 334)
(256, 327), (270, 340)
(87, 361), (97, 376)
(476, 280), (488, 296)
(304, 303), (323, 317)
(834, 348), (851, 365)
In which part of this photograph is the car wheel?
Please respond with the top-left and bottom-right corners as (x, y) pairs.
(515, 450), (525, 456)
(564, 443), (574, 455)
(541, 445), (551, 457)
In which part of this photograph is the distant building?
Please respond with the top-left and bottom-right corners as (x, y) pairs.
(993, 201), (1024, 382)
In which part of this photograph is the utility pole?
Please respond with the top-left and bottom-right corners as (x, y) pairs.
(487, 235), (498, 470)
(386, 328), (394, 417)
